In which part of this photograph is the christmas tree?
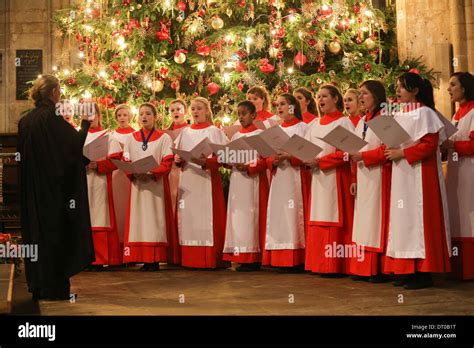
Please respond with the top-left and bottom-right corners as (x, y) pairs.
(53, 0), (432, 128)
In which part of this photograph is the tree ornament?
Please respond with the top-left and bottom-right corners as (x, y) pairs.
(207, 82), (220, 95)
(174, 50), (187, 64)
(259, 58), (275, 74)
(237, 81), (244, 91)
(329, 41), (342, 55)
(294, 52), (307, 66)
(211, 16), (224, 30)
(364, 38), (376, 50)
(177, 1), (187, 11)
(151, 79), (164, 92)
(269, 46), (279, 58)
(364, 63), (372, 72)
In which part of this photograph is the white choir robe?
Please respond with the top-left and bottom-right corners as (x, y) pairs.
(384, 105), (452, 275)
(262, 118), (309, 267)
(122, 129), (177, 264)
(349, 111), (391, 277)
(85, 127), (123, 265)
(109, 126), (135, 246)
(304, 112), (355, 274)
(222, 125), (269, 263)
(175, 123), (229, 268)
(447, 102), (474, 279)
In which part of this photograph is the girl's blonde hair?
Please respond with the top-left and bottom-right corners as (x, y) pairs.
(191, 97), (213, 124)
(139, 102), (158, 117)
(29, 74), (59, 105)
(169, 99), (187, 111)
(114, 104), (133, 120)
(247, 86), (271, 111)
(344, 89), (362, 115)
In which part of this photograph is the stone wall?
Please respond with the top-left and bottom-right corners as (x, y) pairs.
(396, 0), (474, 118)
(0, 0), (72, 134)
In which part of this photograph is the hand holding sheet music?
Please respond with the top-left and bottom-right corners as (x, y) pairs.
(280, 134), (323, 162)
(366, 116), (411, 148)
(111, 155), (159, 174)
(83, 134), (109, 161)
(171, 137), (213, 164)
(317, 126), (367, 153)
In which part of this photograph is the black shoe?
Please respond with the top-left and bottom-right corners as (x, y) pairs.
(404, 273), (433, 290)
(393, 275), (412, 287)
(278, 264), (305, 274)
(350, 275), (370, 281)
(236, 263), (261, 272)
(369, 274), (391, 283)
(140, 263), (149, 272)
(321, 273), (347, 278)
(147, 263), (160, 272)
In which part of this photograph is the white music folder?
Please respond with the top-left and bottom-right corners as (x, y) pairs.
(83, 134), (109, 161)
(318, 125), (367, 153)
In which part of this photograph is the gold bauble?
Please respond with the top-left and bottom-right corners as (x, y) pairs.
(328, 41), (342, 55)
(151, 79), (164, 92)
(174, 52), (186, 64)
(211, 16), (224, 30)
(364, 38), (376, 50)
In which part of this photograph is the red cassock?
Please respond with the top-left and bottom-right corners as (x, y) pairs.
(262, 118), (309, 267)
(302, 111), (317, 124)
(383, 105), (452, 275)
(447, 101), (474, 280)
(223, 124), (269, 263)
(85, 127), (122, 266)
(122, 129), (178, 264)
(175, 123), (229, 269)
(349, 111), (392, 276)
(164, 122), (189, 265)
(109, 126), (135, 251)
(255, 110), (274, 122)
(348, 115), (362, 128)
(304, 111), (355, 274)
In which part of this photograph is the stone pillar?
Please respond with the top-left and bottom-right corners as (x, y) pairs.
(465, 0), (474, 72)
(450, 0), (468, 72)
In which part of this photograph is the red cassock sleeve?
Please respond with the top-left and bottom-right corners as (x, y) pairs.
(96, 151), (122, 174)
(403, 133), (439, 165)
(319, 150), (347, 171)
(203, 155), (220, 171)
(151, 155), (174, 179)
(247, 158), (267, 176)
(289, 156), (303, 167)
(453, 131), (474, 156)
(362, 145), (388, 167)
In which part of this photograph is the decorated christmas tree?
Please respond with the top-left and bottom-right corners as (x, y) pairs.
(53, 0), (432, 128)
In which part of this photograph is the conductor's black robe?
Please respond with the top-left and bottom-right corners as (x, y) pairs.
(17, 99), (94, 297)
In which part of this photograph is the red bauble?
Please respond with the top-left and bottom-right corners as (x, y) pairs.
(207, 82), (220, 96)
(177, 1), (187, 11)
(294, 52), (307, 66)
(277, 51), (284, 59)
(196, 45), (211, 56)
(198, 9), (206, 17)
(135, 90), (141, 98)
(408, 68), (421, 75)
(353, 4), (361, 15)
(237, 81), (244, 91)
(170, 81), (178, 90)
(237, 0), (246, 7)
(235, 61), (248, 72)
(308, 39), (316, 47)
(259, 58), (275, 74)
(273, 41), (281, 49)
(364, 63), (372, 72)
(159, 67), (169, 78)
(337, 19), (349, 31)
(320, 5), (333, 16)
(122, 0), (131, 6)
(67, 78), (76, 85)
(155, 23), (170, 41)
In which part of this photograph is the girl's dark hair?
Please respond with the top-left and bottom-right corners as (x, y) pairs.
(320, 85), (344, 112)
(237, 100), (257, 114)
(398, 72), (435, 110)
(451, 72), (474, 101)
(279, 93), (302, 120)
(359, 80), (387, 115)
(294, 87), (318, 114)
